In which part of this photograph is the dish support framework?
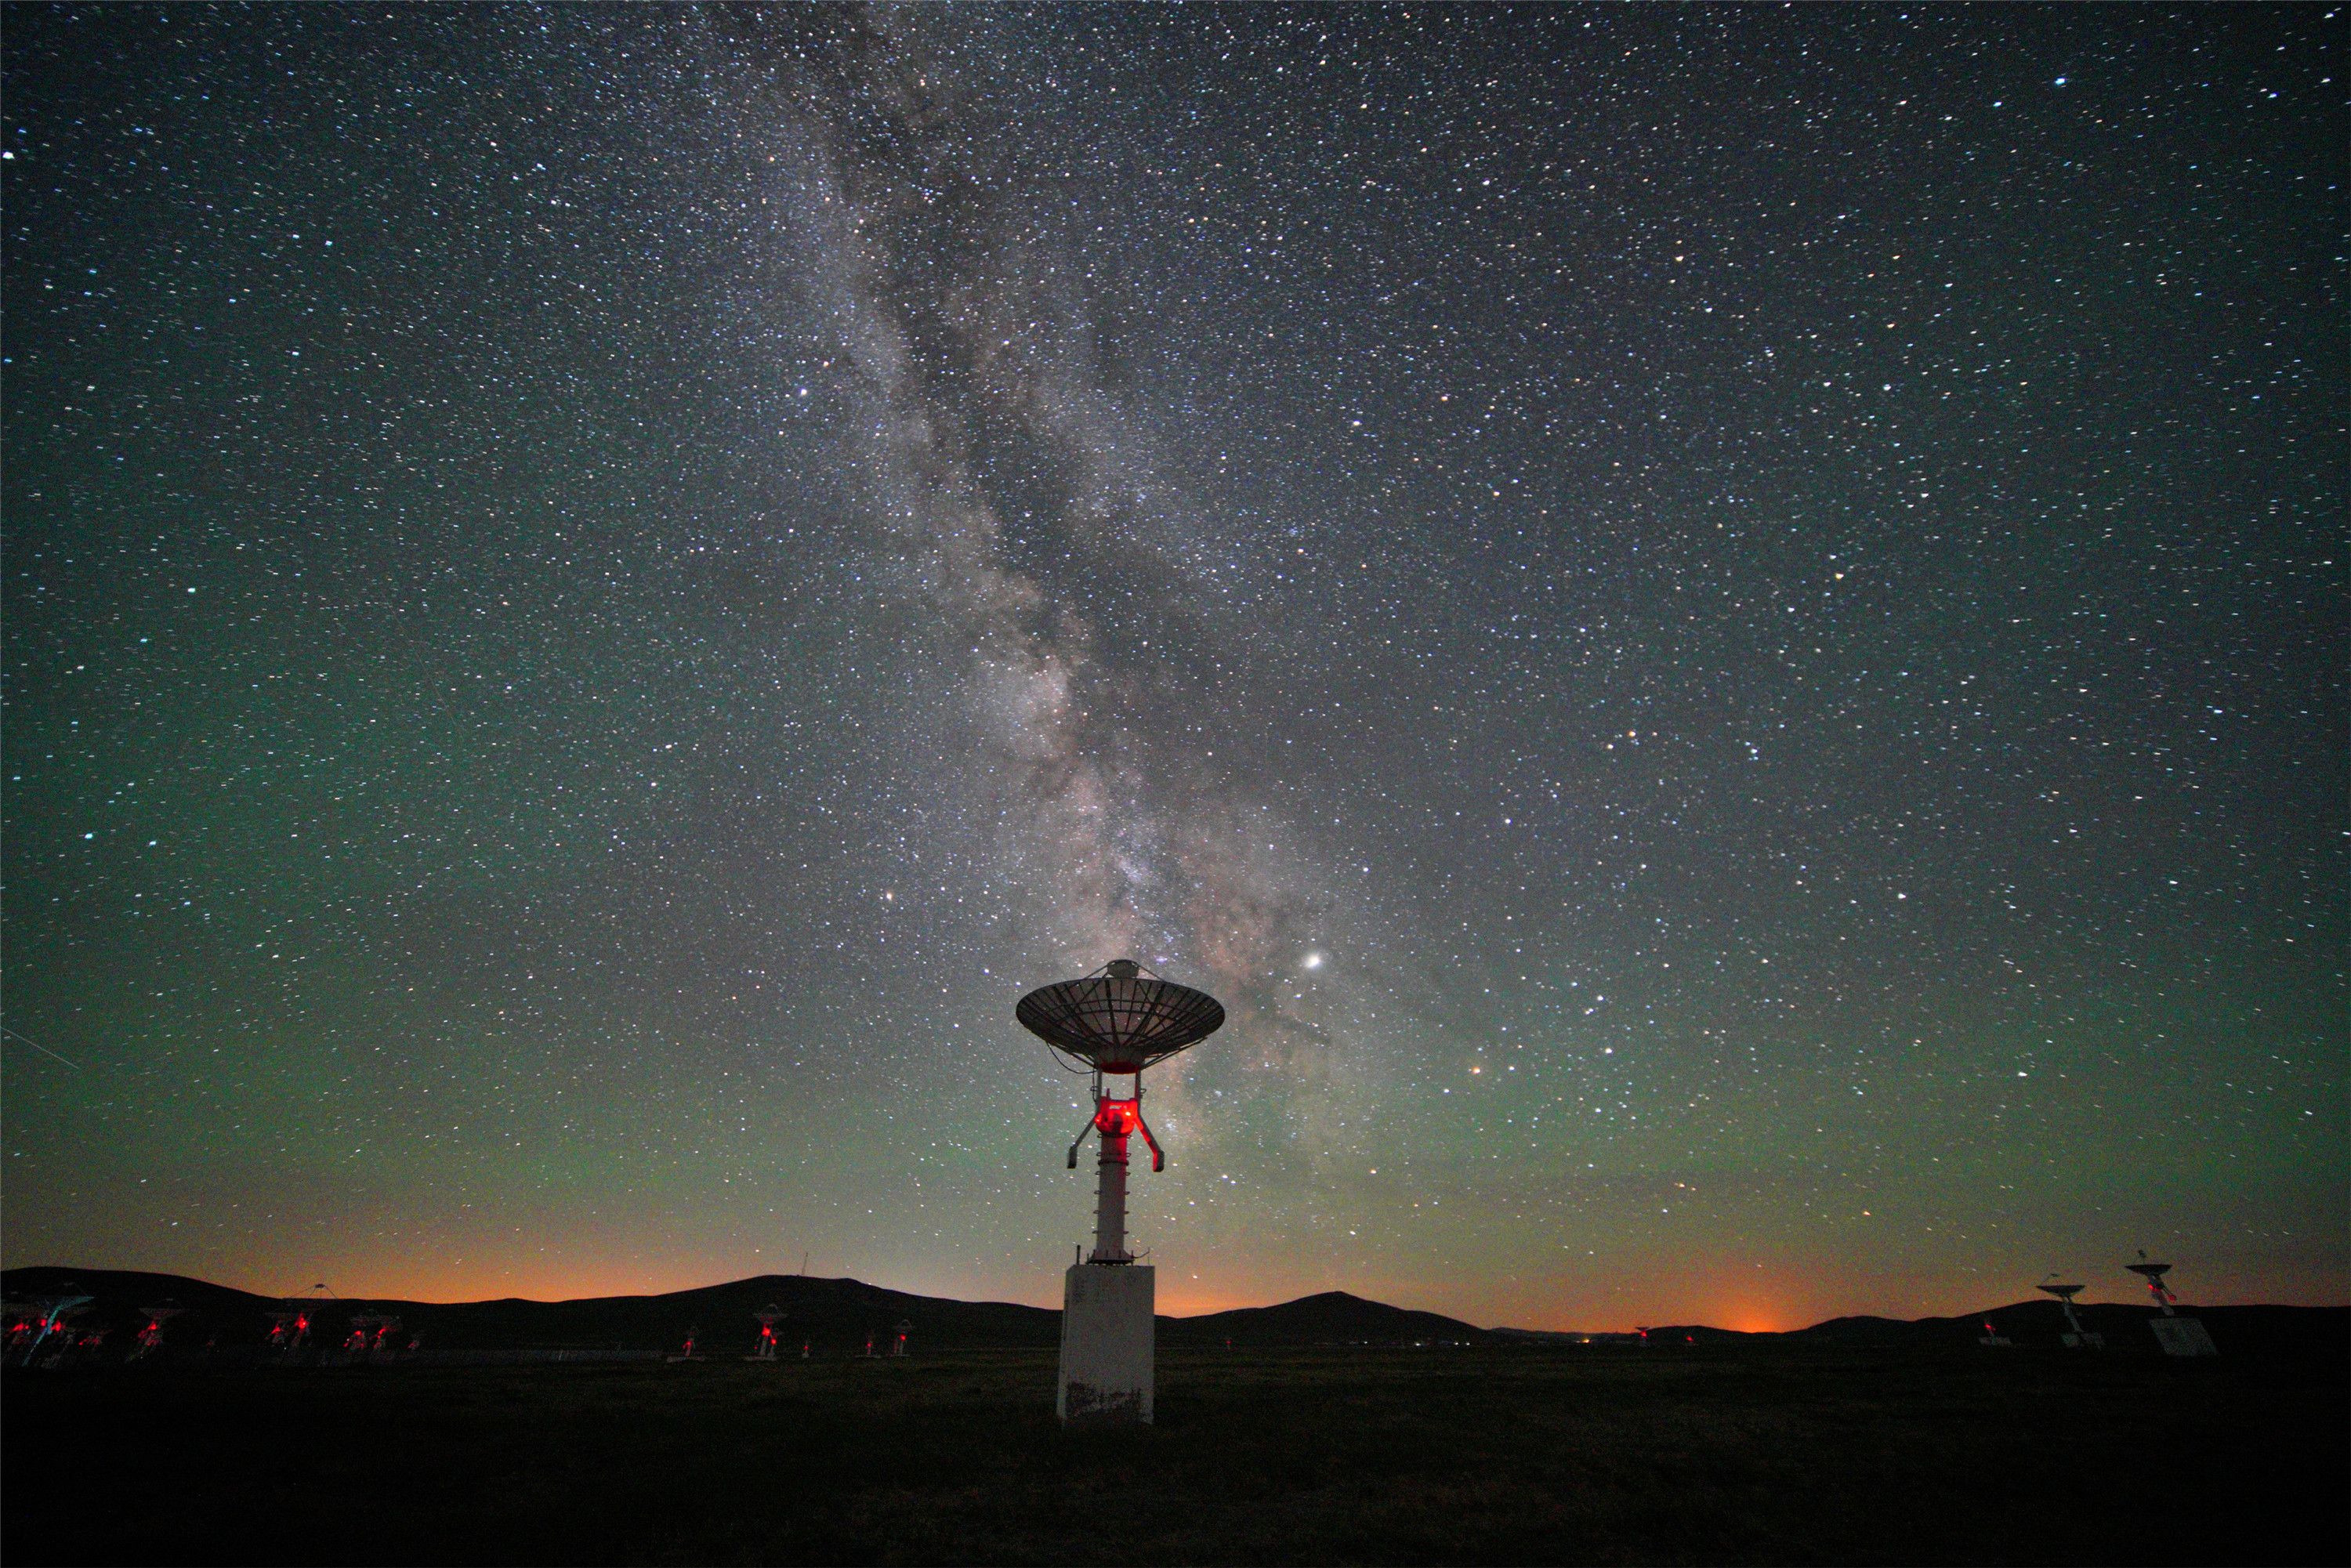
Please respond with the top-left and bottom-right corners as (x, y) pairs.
(1067, 1067), (1166, 1265)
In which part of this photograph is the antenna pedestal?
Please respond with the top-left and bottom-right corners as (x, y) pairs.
(1058, 1262), (1154, 1425)
(1087, 1096), (1157, 1263)
(1093, 1132), (1129, 1262)
(2037, 1284), (2104, 1349)
(2128, 1262), (2217, 1356)
(1018, 959), (1220, 1429)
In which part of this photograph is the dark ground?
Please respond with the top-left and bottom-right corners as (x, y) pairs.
(5, 1341), (2346, 1566)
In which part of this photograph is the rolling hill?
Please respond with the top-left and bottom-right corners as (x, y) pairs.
(5, 1266), (2340, 1359)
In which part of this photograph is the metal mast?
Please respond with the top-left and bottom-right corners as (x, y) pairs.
(1071, 1066), (1166, 1265)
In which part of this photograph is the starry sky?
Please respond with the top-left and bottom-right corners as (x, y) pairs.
(4, 5), (2342, 1331)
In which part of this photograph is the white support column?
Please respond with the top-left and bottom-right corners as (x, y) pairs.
(1091, 1124), (1130, 1263)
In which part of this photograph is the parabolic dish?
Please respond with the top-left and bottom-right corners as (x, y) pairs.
(1016, 961), (1225, 1074)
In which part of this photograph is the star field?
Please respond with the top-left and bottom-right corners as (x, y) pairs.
(3, 5), (2342, 1329)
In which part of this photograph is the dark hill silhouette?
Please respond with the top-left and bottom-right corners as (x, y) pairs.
(3, 1266), (1059, 1353)
(1160, 1290), (1492, 1346)
(2, 1269), (1491, 1353)
(6, 1266), (2341, 1360)
(1, 1267), (287, 1353)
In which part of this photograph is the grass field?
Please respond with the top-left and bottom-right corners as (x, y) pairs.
(5, 1342), (2343, 1566)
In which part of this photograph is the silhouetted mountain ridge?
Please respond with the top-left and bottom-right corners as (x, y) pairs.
(1159, 1289), (1491, 1345)
(1, 1268), (1493, 1351)
(5, 1266), (2341, 1357)
(4, 1266), (1055, 1352)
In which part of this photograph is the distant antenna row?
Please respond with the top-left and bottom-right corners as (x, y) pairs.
(1970, 1255), (2218, 1356)
(2, 1287), (924, 1367)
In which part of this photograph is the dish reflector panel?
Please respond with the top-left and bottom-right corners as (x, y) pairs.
(1016, 961), (1225, 1073)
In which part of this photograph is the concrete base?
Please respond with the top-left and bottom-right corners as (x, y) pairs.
(1058, 1263), (1154, 1425)
(2150, 1316), (2218, 1356)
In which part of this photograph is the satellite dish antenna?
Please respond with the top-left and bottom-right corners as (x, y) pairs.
(345, 1312), (400, 1356)
(2125, 1251), (2177, 1314)
(1017, 958), (1225, 1425)
(297, 1284), (337, 1352)
(132, 1304), (186, 1361)
(2036, 1274), (2103, 1348)
(1017, 959), (1225, 1265)
(746, 1305), (784, 1363)
(16, 1291), (93, 1367)
(1019, 958), (1226, 1081)
(2127, 1251), (2219, 1356)
(2, 1301), (37, 1357)
(273, 1285), (333, 1357)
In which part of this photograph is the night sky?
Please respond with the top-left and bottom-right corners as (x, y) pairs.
(5, 5), (2342, 1331)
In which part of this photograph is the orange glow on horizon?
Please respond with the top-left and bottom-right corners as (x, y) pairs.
(82, 1250), (2351, 1329)
(197, 1262), (1295, 1320)
(1154, 1287), (1266, 1316)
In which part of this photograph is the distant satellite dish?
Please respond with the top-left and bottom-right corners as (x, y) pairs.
(2125, 1252), (2207, 1355)
(16, 1293), (94, 1367)
(2036, 1273), (2102, 1348)
(2126, 1255), (2178, 1313)
(268, 1307), (306, 1355)
(131, 1305), (187, 1360)
(747, 1305), (784, 1362)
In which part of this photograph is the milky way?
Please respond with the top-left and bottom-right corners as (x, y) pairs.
(760, 11), (1325, 1016)
(3, 5), (2341, 1328)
